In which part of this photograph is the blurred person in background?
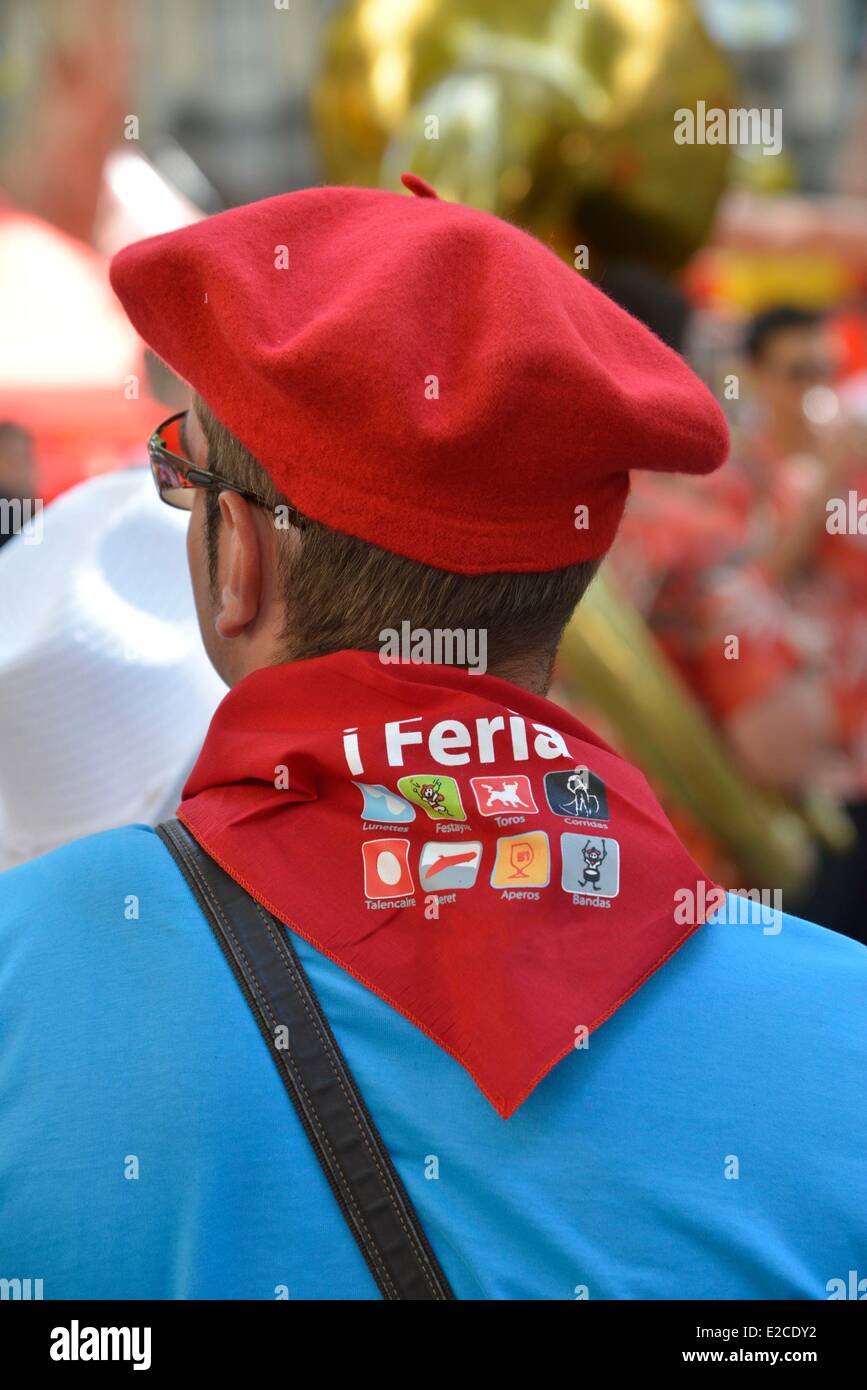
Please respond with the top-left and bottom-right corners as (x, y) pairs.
(731, 305), (867, 936)
(609, 294), (867, 941)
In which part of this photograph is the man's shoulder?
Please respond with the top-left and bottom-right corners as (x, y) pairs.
(0, 824), (198, 976)
(707, 892), (867, 982)
(686, 892), (867, 1010)
(0, 823), (180, 907)
(656, 892), (867, 1072)
(606, 890), (867, 1089)
(2, 823), (165, 888)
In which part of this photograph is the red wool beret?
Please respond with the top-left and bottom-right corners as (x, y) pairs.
(110, 175), (728, 574)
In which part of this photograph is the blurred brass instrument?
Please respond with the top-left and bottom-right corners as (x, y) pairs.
(315, 0), (851, 891)
(559, 572), (855, 893)
(315, 0), (733, 270)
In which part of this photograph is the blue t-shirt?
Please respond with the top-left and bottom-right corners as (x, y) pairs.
(0, 824), (864, 1300)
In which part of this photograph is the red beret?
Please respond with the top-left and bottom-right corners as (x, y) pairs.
(110, 176), (728, 574)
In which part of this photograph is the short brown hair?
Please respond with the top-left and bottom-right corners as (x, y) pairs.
(194, 395), (599, 682)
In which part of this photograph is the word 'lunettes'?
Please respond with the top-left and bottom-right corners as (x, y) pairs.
(342, 714), (572, 776)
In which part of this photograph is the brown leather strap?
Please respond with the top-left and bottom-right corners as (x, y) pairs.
(156, 818), (455, 1301)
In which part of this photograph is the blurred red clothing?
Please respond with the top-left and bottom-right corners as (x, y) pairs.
(0, 202), (156, 502)
(611, 436), (867, 800)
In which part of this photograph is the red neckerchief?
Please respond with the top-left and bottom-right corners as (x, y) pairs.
(179, 651), (719, 1117)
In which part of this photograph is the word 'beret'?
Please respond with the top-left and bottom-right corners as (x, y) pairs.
(110, 175), (728, 574)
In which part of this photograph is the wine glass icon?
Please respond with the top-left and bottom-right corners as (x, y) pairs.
(509, 841), (533, 879)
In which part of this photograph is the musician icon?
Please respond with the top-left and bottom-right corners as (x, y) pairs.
(560, 834), (620, 898)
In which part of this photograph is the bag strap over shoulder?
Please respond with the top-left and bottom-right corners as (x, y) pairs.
(156, 817), (455, 1302)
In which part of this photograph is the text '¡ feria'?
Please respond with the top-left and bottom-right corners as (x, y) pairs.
(342, 715), (573, 776)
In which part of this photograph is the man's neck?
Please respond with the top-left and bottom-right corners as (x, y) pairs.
(486, 653), (554, 699)
(267, 642), (556, 700)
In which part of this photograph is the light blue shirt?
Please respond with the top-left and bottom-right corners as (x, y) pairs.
(0, 824), (864, 1300)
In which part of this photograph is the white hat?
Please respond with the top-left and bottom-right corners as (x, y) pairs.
(0, 468), (227, 870)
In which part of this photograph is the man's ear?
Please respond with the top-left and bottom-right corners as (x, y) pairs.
(213, 491), (264, 639)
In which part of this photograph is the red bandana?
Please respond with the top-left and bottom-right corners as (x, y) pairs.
(179, 651), (718, 1117)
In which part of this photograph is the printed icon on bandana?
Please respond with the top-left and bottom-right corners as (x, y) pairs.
(354, 782), (416, 823)
(490, 831), (550, 888)
(469, 775), (538, 816)
(419, 841), (483, 891)
(362, 838), (414, 899)
(396, 773), (466, 821)
(561, 834), (620, 897)
(544, 767), (609, 821)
